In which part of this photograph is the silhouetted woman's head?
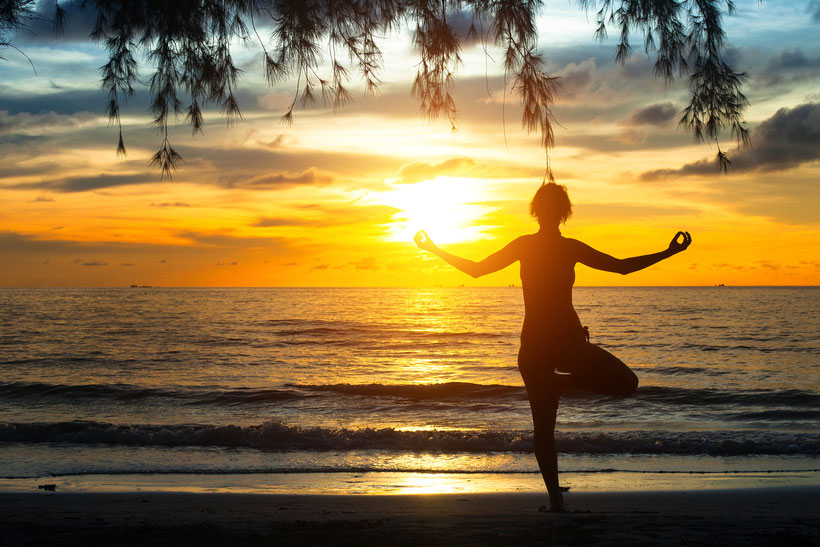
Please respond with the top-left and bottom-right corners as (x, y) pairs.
(530, 182), (572, 227)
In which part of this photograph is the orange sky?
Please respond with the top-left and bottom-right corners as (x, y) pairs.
(2, 2), (819, 287)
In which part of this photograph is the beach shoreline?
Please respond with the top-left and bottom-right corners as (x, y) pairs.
(2, 487), (817, 546)
(3, 467), (819, 496)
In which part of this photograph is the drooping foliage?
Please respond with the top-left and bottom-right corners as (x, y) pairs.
(2, 0), (749, 177)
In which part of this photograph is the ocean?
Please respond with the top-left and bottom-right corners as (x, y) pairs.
(1, 287), (818, 494)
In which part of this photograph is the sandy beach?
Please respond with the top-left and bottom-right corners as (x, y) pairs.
(1, 487), (818, 546)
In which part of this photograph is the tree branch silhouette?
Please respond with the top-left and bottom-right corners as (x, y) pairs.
(1, 0), (750, 177)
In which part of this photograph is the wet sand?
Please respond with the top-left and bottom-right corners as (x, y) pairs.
(1, 487), (818, 546)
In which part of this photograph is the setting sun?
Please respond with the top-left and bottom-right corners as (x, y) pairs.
(377, 177), (496, 245)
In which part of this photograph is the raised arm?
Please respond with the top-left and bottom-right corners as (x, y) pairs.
(574, 231), (692, 275)
(414, 230), (521, 278)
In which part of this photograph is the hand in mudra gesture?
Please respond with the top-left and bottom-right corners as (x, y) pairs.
(668, 231), (692, 254)
(414, 230), (437, 252)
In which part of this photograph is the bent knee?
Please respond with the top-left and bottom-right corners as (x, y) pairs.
(617, 370), (639, 396)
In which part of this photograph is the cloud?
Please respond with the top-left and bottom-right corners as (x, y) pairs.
(622, 102), (678, 126)
(239, 167), (334, 188)
(159, 259), (167, 263)
(120, 263), (135, 267)
(81, 260), (107, 266)
(350, 257), (379, 270)
(252, 217), (310, 227)
(554, 59), (595, 100)
(30, 196), (54, 202)
(756, 48), (820, 87)
(9, 173), (152, 193)
(176, 230), (289, 249)
(639, 102), (820, 180)
(13, 0), (98, 43)
(396, 157), (475, 183)
(257, 134), (292, 148)
(151, 202), (191, 208)
(0, 110), (98, 135)
(811, 0), (820, 22)
(312, 264), (330, 270)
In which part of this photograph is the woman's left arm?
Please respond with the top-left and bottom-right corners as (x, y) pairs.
(574, 231), (692, 275)
(415, 231), (522, 278)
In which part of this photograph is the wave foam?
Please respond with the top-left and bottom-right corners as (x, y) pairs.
(2, 421), (818, 456)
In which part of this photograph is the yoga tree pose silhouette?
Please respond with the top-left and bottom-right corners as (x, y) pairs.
(415, 182), (691, 511)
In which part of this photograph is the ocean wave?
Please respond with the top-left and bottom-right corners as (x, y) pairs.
(1, 421), (818, 455)
(0, 381), (308, 406)
(290, 382), (527, 401)
(4, 380), (820, 411)
(633, 386), (820, 407)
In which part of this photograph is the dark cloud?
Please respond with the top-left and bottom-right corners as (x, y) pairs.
(350, 257), (379, 270)
(0, 110), (98, 135)
(258, 134), (291, 148)
(176, 230), (289, 249)
(0, 87), (130, 117)
(120, 263), (135, 267)
(252, 217), (310, 227)
(554, 60), (594, 99)
(151, 202), (191, 208)
(14, 0), (97, 43)
(9, 173), (152, 193)
(809, 1), (820, 23)
(443, 10), (492, 43)
(0, 231), (83, 253)
(81, 260), (107, 267)
(159, 258), (167, 263)
(239, 167), (334, 188)
(30, 196), (54, 202)
(312, 264), (330, 270)
(756, 48), (820, 87)
(397, 157), (475, 183)
(254, 203), (399, 230)
(639, 102), (820, 180)
(623, 102), (678, 126)
(177, 144), (400, 185)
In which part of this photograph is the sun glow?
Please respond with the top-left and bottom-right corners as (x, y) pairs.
(378, 177), (495, 244)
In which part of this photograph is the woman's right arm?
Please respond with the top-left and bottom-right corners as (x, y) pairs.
(573, 231), (691, 275)
(415, 230), (522, 278)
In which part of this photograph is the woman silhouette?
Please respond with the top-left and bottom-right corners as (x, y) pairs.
(414, 182), (691, 512)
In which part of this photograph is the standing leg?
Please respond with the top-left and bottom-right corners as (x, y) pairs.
(519, 345), (565, 511)
(526, 382), (564, 511)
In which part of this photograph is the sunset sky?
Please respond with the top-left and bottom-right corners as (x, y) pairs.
(1, 1), (818, 287)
